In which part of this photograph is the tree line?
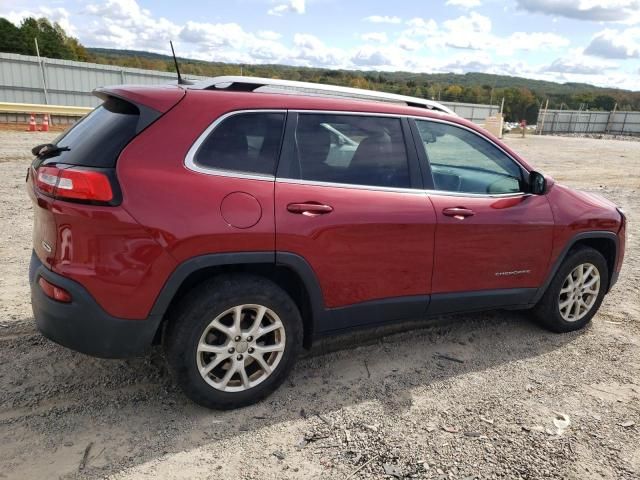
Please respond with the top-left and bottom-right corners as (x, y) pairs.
(2, 16), (639, 123)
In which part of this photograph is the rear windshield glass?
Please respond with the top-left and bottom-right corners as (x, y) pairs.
(48, 97), (140, 168)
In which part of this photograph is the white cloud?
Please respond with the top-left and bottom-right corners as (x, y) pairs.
(441, 12), (493, 49)
(397, 37), (422, 51)
(405, 17), (439, 36)
(503, 32), (570, 52)
(399, 12), (571, 55)
(293, 33), (345, 66)
(361, 32), (388, 43)
(257, 30), (282, 41)
(84, 0), (179, 51)
(584, 28), (640, 58)
(543, 50), (618, 74)
(351, 46), (396, 66)
(363, 15), (402, 24)
(268, 0), (306, 16)
(179, 22), (250, 48)
(516, 0), (640, 24)
(445, 0), (482, 8)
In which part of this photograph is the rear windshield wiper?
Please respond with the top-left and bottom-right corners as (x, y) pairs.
(31, 143), (70, 157)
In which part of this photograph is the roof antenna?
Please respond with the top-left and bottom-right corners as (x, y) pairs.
(170, 41), (193, 85)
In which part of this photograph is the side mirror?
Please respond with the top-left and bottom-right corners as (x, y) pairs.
(529, 171), (546, 195)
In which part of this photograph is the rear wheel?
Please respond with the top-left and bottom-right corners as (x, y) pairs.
(164, 274), (303, 409)
(532, 247), (608, 333)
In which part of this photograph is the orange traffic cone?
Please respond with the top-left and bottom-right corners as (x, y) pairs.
(40, 114), (50, 132)
(27, 113), (36, 132)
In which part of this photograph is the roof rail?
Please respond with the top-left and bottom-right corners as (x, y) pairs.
(190, 76), (456, 116)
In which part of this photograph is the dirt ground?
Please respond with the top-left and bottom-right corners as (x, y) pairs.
(0, 131), (638, 480)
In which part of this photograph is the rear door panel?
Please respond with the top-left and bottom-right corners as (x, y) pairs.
(275, 181), (436, 308)
(275, 111), (436, 320)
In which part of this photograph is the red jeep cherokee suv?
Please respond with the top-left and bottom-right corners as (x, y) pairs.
(27, 77), (626, 409)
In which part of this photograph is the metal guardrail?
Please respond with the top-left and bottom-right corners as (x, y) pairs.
(0, 101), (92, 116)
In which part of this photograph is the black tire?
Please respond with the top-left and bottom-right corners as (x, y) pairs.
(163, 274), (303, 409)
(532, 246), (608, 333)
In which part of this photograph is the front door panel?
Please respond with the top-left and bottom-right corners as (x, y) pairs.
(429, 194), (554, 293)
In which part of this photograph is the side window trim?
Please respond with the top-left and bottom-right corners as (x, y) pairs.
(184, 109), (287, 181)
(276, 110), (423, 191)
(410, 117), (529, 197)
(400, 117), (424, 190)
(408, 118), (435, 190)
(276, 110), (299, 180)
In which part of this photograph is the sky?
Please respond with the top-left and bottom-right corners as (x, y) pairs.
(2, 0), (640, 90)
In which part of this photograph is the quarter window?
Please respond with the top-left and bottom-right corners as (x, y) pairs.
(194, 112), (285, 175)
(415, 120), (524, 194)
(286, 114), (411, 189)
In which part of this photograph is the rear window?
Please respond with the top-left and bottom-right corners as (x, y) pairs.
(194, 112), (285, 176)
(47, 97), (141, 168)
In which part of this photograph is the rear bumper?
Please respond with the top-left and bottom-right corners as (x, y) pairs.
(29, 251), (162, 358)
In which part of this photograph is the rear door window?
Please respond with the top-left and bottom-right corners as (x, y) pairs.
(194, 112), (285, 175)
(284, 113), (411, 189)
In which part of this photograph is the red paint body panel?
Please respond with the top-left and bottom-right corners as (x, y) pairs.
(545, 183), (622, 268)
(27, 85), (626, 326)
(116, 94), (276, 264)
(275, 181), (436, 307)
(26, 172), (57, 267)
(429, 194), (555, 293)
(48, 200), (177, 319)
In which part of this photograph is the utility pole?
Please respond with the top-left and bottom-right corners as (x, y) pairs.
(34, 38), (49, 105)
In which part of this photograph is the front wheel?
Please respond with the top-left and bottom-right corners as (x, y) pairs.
(532, 246), (608, 333)
(164, 274), (303, 409)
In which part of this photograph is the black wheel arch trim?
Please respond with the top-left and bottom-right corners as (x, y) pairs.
(149, 251), (327, 336)
(531, 230), (619, 305)
(149, 252), (276, 317)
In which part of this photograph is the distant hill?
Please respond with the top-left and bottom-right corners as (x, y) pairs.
(86, 47), (639, 123)
(87, 47), (626, 96)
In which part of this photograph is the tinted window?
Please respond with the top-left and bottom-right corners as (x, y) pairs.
(288, 114), (410, 188)
(195, 112), (285, 175)
(415, 120), (523, 194)
(42, 97), (142, 168)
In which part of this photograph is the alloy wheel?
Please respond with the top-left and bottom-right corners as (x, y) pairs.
(558, 263), (601, 322)
(196, 304), (286, 392)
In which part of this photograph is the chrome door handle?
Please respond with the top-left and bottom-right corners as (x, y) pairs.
(287, 202), (333, 216)
(442, 207), (475, 219)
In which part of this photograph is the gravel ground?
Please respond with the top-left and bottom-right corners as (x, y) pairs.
(0, 131), (638, 480)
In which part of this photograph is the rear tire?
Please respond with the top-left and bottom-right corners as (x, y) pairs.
(164, 274), (303, 409)
(532, 246), (608, 333)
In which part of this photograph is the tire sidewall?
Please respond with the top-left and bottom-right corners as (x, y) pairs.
(543, 248), (608, 332)
(165, 275), (302, 409)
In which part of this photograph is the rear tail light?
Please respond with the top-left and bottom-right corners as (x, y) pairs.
(35, 165), (114, 203)
(38, 277), (72, 303)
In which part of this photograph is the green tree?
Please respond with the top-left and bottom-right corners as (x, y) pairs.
(18, 17), (80, 60)
(443, 85), (463, 101)
(0, 18), (28, 54)
(592, 94), (616, 111)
